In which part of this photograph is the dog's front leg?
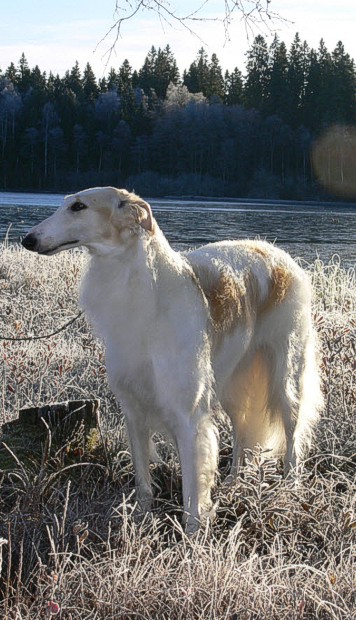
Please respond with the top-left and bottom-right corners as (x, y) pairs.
(176, 416), (218, 534)
(125, 416), (153, 513)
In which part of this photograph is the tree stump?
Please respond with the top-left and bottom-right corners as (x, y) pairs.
(1, 399), (100, 439)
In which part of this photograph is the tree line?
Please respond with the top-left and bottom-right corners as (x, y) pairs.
(0, 34), (355, 199)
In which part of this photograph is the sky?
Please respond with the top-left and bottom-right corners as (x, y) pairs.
(0, 0), (355, 78)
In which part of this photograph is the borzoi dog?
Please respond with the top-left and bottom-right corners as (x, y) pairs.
(22, 187), (322, 532)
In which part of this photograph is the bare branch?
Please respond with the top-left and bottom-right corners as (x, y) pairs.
(98, 1), (287, 66)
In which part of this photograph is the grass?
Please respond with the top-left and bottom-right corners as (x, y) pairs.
(0, 242), (355, 619)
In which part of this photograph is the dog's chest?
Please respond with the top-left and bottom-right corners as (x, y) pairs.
(81, 267), (154, 345)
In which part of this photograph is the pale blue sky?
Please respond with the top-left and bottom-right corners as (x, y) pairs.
(0, 0), (355, 77)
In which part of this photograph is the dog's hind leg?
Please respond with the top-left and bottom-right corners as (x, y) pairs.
(270, 326), (322, 477)
(268, 348), (302, 477)
(222, 350), (271, 481)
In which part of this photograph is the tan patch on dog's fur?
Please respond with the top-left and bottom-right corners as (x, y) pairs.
(203, 263), (291, 330)
(238, 241), (292, 313)
(271, 265), (292, 304)
(203, 270), (259, 333)
(190, 251), (291, 332)
(206, 273), (242, 332)
(261, 265), (292, 314)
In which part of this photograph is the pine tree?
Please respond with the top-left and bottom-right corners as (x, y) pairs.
(30, 65), (47, 91)
(24, 66), (47, 127)
(138, 46), (157, 93)
(138, 45), (179, 98)
(5, 62), (17, 84)
(183, 48), (210, 95)
(287, 34), (307, 126)
(330, 41), (356, 124)
(243, 35), (269, 111)
(17, 53), (32, 93)
(117, 60), (136, 121)
(65, 61), (83, 98)
(118, 60), (133, 89)
(303, 48), (319, 131)
(207, 53), (224, 100)
(106, 68), (119, 91)
(224, 68), (243, 105)
(317, 39), (334, 126)
(82, 63), (98, 101)
(304, 40), (333, 131)
(267, 36), (289, 119)
(99, 76), (108, 92)
(154, 45), (179, 98)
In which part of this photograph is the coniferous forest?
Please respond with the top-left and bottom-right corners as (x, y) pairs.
(0, 34), (355, 199)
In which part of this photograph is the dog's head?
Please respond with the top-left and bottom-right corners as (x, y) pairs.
(22, 187), (154, 256)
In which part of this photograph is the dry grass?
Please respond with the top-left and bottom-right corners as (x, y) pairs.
(0, 243), (355, 619)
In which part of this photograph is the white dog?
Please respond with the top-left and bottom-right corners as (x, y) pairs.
(22, 187), (323, 532)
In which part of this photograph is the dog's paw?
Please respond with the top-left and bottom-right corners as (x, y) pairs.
(183, 502), (218, 535)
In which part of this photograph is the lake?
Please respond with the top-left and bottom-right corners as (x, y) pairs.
(0, 192), (355, 267)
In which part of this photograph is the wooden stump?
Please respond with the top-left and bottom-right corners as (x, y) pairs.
(2, 399), (100, 439)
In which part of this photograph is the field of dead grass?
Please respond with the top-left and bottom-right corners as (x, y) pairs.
(0, 242), (355, 619)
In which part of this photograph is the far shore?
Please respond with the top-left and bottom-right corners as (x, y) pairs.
(0, 189), (356, 211)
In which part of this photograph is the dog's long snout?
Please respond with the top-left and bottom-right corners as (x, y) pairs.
(22, 233), (38, 252)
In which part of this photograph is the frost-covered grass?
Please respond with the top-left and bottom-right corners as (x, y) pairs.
(0, 243), (355, 619)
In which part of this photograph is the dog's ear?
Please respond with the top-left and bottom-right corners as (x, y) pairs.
(115, 191), (154, 234)
(135, 199), (154, 233)
(124, 196), (154, 233)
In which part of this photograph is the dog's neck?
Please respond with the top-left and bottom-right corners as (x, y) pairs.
(84, 220), (189, 287)
(80, 221), (196, 350)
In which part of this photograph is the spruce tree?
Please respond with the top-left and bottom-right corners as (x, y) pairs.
(17, 53), (32, 93)
(286, 33), (306, 126)
(224, 68), (243, 105)
(138, 46), (157, 93)
(303, 48), (320, 131)
(304, 40), (333, 131)
(207, 53), (225, 100)
(5, 62), (18, 84)
(153, 45), (179, 98)
(118, 60), (136, 121)
(65, 61), (83, 98)
(243, 35), (269, 111)
(82, 63), (99, 101)
(183, 48), (210, 95)
(118, 60), (133, 89)
(330, 41), (356, 124)
(267, 35), (289, 119)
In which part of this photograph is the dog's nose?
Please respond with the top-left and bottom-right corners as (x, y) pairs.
(22, 233), (38, 252)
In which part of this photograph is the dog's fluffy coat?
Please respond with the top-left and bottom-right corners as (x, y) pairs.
(22, 187), (323, 532)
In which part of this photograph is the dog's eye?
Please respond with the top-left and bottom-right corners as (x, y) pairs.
(70, 201), (87, 212)
(118, 200), (127, 209)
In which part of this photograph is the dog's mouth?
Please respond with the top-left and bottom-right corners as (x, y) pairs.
(38, 240), (80, 255)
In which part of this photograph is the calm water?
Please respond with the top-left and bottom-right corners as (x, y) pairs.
(0, 192), (355, 267)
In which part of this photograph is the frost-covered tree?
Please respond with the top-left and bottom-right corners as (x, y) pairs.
(164, 82), (206, 109)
